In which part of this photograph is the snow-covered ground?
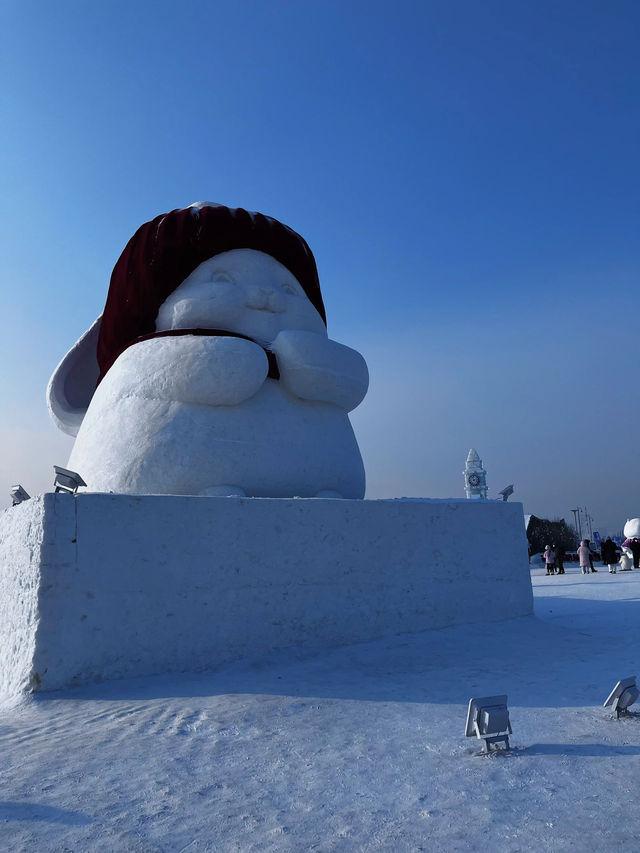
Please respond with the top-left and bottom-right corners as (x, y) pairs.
(2, 564), (639, 852)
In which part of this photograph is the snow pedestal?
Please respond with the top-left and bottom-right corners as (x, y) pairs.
(0, 493), (532, 694)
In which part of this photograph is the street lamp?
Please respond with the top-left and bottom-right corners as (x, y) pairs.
(571, 507), (582, 540)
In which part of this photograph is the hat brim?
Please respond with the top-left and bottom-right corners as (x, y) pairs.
(47, 316), (102, 436)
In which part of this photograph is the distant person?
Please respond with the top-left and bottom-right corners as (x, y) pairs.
(578, 540), (592, 575)
(629, 538), (640, 569)
(601, 537), (618, 574)
(543, 545), (556, 575)
(584, 539), (597, 572)
(553, 543), (565, 574)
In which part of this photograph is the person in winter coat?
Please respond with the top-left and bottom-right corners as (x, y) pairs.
(601, 537), (618, 574)
(553, 543), (565, 574)
(544, 545), (556, 575)
(584, 539), (597, 572)
(577, 540), (592, 575)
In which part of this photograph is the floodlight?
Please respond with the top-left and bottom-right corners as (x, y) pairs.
(10, 484), (30, 506)
(465, 694), (512, 752)
(604, 676), (640, 719)
(498, 485), (514, 502)
(53, 465), (87, 495)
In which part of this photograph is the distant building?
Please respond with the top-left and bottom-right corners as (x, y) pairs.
(463, 448), (488, 499)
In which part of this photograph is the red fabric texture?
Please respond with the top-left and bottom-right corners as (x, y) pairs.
(96, 204), (326, 384)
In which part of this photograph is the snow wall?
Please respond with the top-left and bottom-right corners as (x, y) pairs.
(0, 493), (532, 694)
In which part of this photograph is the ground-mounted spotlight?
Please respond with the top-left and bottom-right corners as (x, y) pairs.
(498, 485), (514, 502)
(10, 484), (31, 506)
(465, 694), (512, 752)
(604, 676), (639, 719)
(53, 465), (87, 495)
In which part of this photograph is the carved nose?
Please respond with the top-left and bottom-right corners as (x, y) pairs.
(246, 288), (285, 313)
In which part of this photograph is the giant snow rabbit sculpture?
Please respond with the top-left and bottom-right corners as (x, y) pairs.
(47, 203), (368, 498)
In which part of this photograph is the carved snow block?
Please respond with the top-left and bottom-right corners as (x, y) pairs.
(0, 494), (532, 694)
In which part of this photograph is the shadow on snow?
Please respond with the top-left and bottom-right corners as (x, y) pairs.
(0, 801), (91, 825)
(31, 595), (640, 710)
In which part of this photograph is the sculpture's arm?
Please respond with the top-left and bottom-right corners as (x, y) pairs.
(114, 335), (269, 406)
(270, 330), (368, 412)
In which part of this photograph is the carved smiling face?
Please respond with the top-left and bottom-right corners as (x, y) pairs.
(155, 249), (327, 344)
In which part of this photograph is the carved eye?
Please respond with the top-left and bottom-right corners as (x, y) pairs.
(211, 271), (233, 284)
(281, 282), (297, 295)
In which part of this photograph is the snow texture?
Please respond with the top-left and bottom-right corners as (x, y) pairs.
(0, 565), (639, 851)
(0, 494), (531, 694)
(66, 335), (367, 497)
(0, 498), (42, 696)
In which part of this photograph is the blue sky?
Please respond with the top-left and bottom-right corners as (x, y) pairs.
(2, 0), (638, 533)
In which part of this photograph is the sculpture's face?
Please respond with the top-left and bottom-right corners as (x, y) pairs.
(155, 249), (326, 344)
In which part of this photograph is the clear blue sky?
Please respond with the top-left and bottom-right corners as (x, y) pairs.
(2, 0), (638, 533)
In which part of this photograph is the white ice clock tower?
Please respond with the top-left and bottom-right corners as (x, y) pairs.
(463, 448), (488, 499)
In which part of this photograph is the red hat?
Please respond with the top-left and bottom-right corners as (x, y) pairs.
(96, 203), (326, 383)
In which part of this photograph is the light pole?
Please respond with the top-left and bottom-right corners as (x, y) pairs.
(572, 507), (582, 541)
(584, 507), (593, 540)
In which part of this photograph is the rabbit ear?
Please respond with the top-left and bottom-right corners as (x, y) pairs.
(46, 316), (102, 436)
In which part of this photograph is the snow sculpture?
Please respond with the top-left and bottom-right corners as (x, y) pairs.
(621, 518), (640, 567)
(47, 203), (368, 498)
(463, 449), (488, 499)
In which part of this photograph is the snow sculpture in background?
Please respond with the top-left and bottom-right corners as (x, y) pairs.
(463, 449), (488, 499)
(623, 518), (640, 539)
(47, 203), (368, 498)
(621, 518), (640, 569)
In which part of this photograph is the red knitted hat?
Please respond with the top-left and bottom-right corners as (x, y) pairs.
(96, 203), (326, 383)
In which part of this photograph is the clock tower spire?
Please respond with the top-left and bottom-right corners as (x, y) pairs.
(463, 448), (488, 499)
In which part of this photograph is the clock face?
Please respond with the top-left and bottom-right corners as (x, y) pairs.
(468, 473), (481, 487)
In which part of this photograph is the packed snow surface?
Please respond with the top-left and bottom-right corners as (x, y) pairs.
(1, 566), (640, 851)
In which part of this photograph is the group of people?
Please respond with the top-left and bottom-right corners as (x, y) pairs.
(543, 537), (640, 576)
(543, 543), (568, 574)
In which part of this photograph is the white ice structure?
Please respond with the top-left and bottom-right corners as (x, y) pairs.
(47, 248), (368, 498)
(0, 494), (532, 694)
(463, 448), (488, 499)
